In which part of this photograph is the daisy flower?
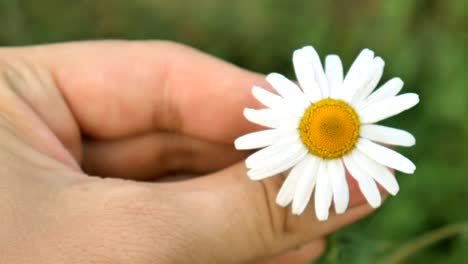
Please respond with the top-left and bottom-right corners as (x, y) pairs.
(234, 46), (419, 221)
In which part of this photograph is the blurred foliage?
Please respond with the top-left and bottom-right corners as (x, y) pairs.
(1, 0), (467, 263)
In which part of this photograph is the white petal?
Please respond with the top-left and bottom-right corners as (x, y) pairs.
(247, 142), (307, 180)
(325, 55), (344, 99)
(351, 57), (385, 105)
(243, 108), (299, 128)
(234, 128), (297, 150)
(337, 48), (375, 102)
(365, 57), (385, 95)
(252, 86), (306, 117)
(346, 49), (375, 80)
(343, 153), (382, 208)
(292, 52), (319, 102)
(266, 73), (304, 99)
(359, 93), (419, 123)
(315, 161), (333, 221)
(252, 86), (284, 109)
(360, 77), (404, 108)
(276, 156), (308, 207)
(293, 46), (327, 101)
(302, 46), (329, 98)
(292, 155), (320, 215)
(360, 124), (416, 147)
(356, 138), (416, 174)
(329, 159), (349, 214)
(352, 150), (400, 195)
(245, 136), (300, 168)
(243, 108), (279, 128)
(266, 73), (309, 111)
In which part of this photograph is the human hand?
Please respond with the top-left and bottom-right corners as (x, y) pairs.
(0, 41), (377, 263)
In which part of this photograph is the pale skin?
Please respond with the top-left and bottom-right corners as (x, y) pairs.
(0, 41), (382, 263)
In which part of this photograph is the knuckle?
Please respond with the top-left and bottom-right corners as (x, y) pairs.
(0, 46), (81, 167)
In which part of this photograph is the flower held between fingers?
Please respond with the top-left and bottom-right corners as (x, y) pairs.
(235, 46), (419, 221)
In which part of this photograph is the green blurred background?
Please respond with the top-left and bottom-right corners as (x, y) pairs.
(1, 0), (467, 263)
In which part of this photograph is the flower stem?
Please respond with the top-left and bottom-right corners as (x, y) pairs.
(382, 222), (468, 264)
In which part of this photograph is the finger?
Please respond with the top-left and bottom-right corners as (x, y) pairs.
(256, 239), (326, 264)
(31, 41), (265, 143)
(82, 132), (246, 180)
(163, 162), (377, 263)
(81, 128), (391, 184)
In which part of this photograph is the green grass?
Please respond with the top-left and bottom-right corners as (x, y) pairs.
(1, 0), (467, 262)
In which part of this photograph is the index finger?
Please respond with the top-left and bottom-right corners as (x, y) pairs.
(35, 40), (265, 143)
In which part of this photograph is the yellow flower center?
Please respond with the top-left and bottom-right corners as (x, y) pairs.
(298, 99), (360, 159)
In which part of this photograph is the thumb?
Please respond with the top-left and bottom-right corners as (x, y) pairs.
(172, 162), (375, 263)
